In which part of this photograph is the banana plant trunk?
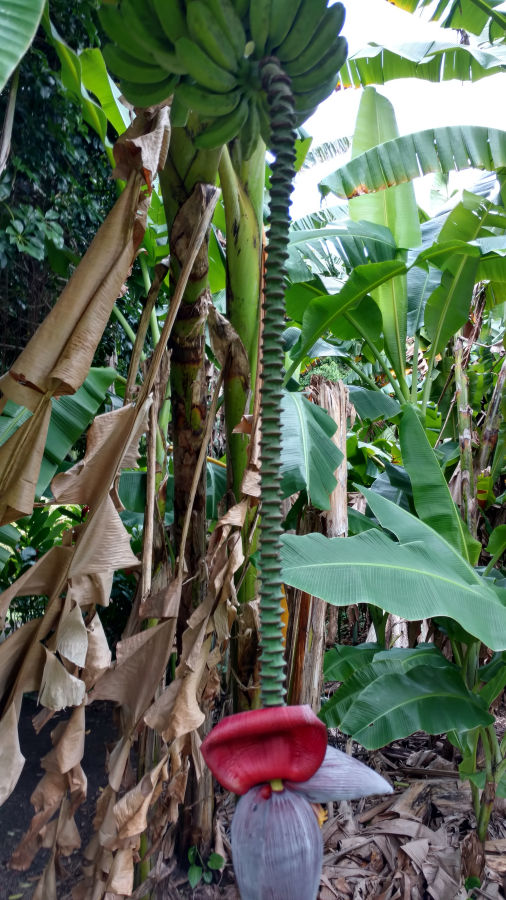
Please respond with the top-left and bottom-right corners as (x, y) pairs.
(159, 120), (221, 853)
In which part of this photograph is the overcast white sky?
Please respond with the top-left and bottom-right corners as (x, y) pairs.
(292, 0), (506, 216)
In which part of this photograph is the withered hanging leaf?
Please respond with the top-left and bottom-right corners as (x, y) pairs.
(0, 545), (72, 627)
(90, 619), (176, 730)
(32, 854), (57, 900)
(113, 755), (168, 840)
(69, 572), (114, 608)
(84, 612), (112, 688)
(105, 846), (135, 896)
(107, 736), (134, 793)
(56, 600), (88, 667)
(0, 702), (26, 806)
(112, 106), (170, 191)
(144, 637), (211, 742)
(0, 397), (52, 525)
(42, 705), (85, 775)
(9, 771), (66, 870)
(52, 401), (151, 508)
(0, 617), (42, 701)
(39, 648), (86, 711)
(208, 305), (250, 386)
(69, 497), (139, 578)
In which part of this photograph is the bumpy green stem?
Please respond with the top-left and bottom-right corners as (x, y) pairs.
(258, 59), (296, 708)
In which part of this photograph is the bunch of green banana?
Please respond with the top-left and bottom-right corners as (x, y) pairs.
(99, 0), (347, 156)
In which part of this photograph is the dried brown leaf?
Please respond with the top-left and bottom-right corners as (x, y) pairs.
(39, 648), (86, 711)
(84, 612), (112, 687)
(113, 755), (168, 839)
(144, 637), (211, 742)
(112, 106), (170, 191)
(90, 618), (176, 730)
(42, 705), (85, 775)
(0, 397), (52, 524)
(0, 546), (71, 626)
(0, 702), (27, 804)
(69, 496), (140, 577)
(56, 599), (88, 667)
(208, 305), (250, 386)
(106, 847), (135, 895)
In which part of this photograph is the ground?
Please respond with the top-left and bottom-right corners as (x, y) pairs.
(1, 703), (505, 900)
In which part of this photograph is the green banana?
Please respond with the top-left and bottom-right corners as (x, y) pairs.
(103, 44), (171, 84)
(194, 97), (249, 149)
(175, 37), (238, 93)
(290, 37), (347, 92)
(203, 0), (247, 60)
(240, 98), (261, 161)
(152, 0), (188, 43)
(175, 81), (242, 116)
(98, 5), (156, 64)
(119, 0), (188, 73)
(275, 0), (328, 62)
(284, 4), (346, 78)
(293, 74), (337, 118)
(267, 0), (304, 51)
(187, 1), (239, 73)
(120, 74), (179, 108)
(170, 91), (190, 126)
(231, 0), (249, 19)
(249, 0), (271, 57)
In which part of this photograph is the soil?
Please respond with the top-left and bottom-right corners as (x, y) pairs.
(0, 697), (117, 900)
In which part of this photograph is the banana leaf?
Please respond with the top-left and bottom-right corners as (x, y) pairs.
(320, 126), (506, 200)
(420, 0), (506, 37)
(281, 392), (343, 510)
(0, 0), (45, 92)
(288, 220), (398, 271)
(347, 386), (401, 421)
(280, 494), (506, 649)
(284, 259), (407, 381)
(340, 39), (506, 89)
(321, 663), (493, 749)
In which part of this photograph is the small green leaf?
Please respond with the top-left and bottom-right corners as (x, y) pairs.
(203, 870), (213, 883)
(188, 864), (203, 889)
(188, 846), (197, 864)
(207, 852), (224, 870)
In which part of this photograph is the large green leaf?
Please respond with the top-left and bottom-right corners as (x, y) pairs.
(321, 664), (493, 749)
(0, 0), (45, 92)
(320, 126), (506, 200)
(324, 643), (382, 681)
(421, 0), (506, 37)
(400, 407), (479, 562)
(39, 368), (117, 496)
(323, 644), (457, 722)
(349, 88), (420, 385)
(79, 48), (130, 136)
(0, 523), (20, 575)
(347, 386), (401, 421)
(340, 39), (506, 90)
(284, 260), (407, 381)
(281, 392), (343, 509)
(280, 521), (506, 650)
(288, 220), (398, 272)
(41, 12), (113, 159)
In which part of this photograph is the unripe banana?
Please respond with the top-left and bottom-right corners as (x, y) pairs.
(120, 74), (179, 108)
(240, 99), (261, 161)
(194, 98), (249, 149)
(231, 0), (249, 19)
(284, 4), (346, 78)
(275, 0), (328, 62)
(187, 1), (238, 73)
(153, 0), (189, 43)
(290, 37), (347, 92)
(99, 5), (155, 65)
(203, 0), (247, 60)
(103, 44), (171, 84)
(267, 0), (304, 51)
(176, 81), (242, 116)
(120, 0), (188, 73)
(293, 75), (338, 120)
(175, 37), (239, 92)
(249, 0), (271, 57)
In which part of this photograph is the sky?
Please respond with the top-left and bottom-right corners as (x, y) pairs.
(292, 0), (506, 217)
